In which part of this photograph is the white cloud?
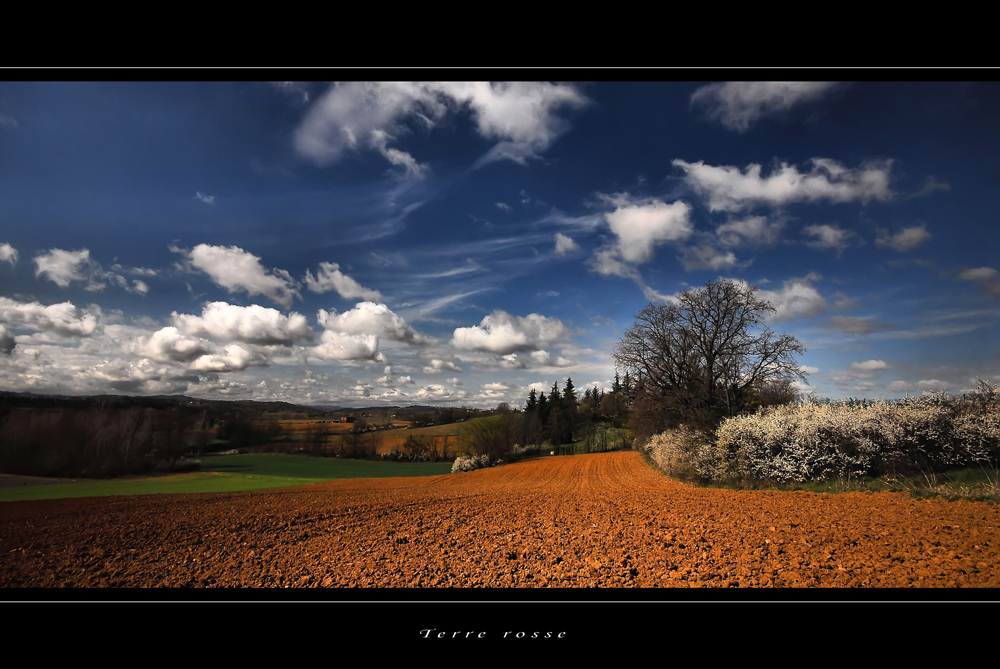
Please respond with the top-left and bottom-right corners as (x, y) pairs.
(673, 158), (894, 212)
(190, 344), (268, 373)
(452, 310), (568, 354)
(369, 128), (425, 178)
(446, 377), (462, 386)
(679, 244), (739, 271)
(495, 202), (511, 212)
(716, 216), (783, 247)
(304, 262), (382, 302)
(875, 225), (931, 252)
(293, 81), (588, 171)
(176, 244), (300, 308)
(959, 267), (997, 282)
(482, 382), (509, 391)
(33, 248), (92, 288)
(194, 191), (215, 205)
(602, 195), (693, 264)
(554, 232), (579, 256)
(530, 350), (574, 367)
(850, 359), (890, 372)
(132, 326), (213, 363)
(311, 330), (382, 362)
(0, 242), (17, 266)
(171, 301), (313, 346)
(690, 82), (839, 131)
(317, 301), (432, 344)
(803, 224), (856, 253)
(588, 246), (636, 278)
(757, 273), (828, 321)
(799, 365), (821, 375)
(414, 384), (454, 400)
(958, 267), (1000, 297)
(422, 359), (463, 374)
(0, 113), (18, 129)
(0, 297), (99, 337)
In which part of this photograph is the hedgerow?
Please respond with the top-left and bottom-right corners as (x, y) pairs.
(649, 380), (1000, 485)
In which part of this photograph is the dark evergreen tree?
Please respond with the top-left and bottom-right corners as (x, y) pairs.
(526, 388), (538, 414)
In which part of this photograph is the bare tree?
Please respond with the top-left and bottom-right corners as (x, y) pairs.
(614, 278), (805, 437)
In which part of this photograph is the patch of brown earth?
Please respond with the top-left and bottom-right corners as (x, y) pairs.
(1, 451), (998, 588)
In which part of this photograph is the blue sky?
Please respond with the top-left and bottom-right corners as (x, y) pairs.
(0, 80), (997, 407)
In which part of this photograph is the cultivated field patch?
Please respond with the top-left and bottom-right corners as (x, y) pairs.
(2, 451), (998, 588)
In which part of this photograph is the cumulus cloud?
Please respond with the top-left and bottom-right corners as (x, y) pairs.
(958, 266), (1000, 297)
(311, 330), (382, 362)
(189, 344), (268, 373)
(875, 224), (931, 252)
(588, 246), (636, 279)
(293, 81), (589, 171)
(33, 248), (93, 288)
(452, 310), (568, 355)
(716, 216), (783, 247)
(304, 262), (382, 302)
(601, 195), (693, 264)
(757, 273), (828, 321)
(171, 301), (313, 346)
(194, 191), (215, 205)
(673, 158), (893, 212)
(175, 244), (300, 308)
(0, 297), (99, 337)
(422, 359), (463, 374)
(554, 232), (579, 256)
(496, 202), (511, 212)
(413, 384), (454, 400)
(0, 242), (17, 266)
(530, 350), (574, 367)
(132, 326), (213, 363)
(0, 324), (15, 355)
(690, 82), (839, 131)
(799, 365), (821, 375)
(317, 301), (432, 344)
(850, 359), (890, 372)
(803, 224), (857, 253)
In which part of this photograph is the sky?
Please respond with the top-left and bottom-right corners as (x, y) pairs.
(0, 79), (997, 408)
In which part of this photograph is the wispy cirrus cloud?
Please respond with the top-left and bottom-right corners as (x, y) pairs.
(293, 81), (590, 172)
(690, 82), (840, 132)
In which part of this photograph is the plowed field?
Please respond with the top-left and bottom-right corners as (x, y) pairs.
(2, 451), (998, 588)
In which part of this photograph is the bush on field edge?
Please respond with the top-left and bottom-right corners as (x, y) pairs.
(645, 380), (1000, 485)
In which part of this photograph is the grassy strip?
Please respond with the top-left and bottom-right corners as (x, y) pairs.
(664, 463), (1000, 503)
(0, 454), (452, 502)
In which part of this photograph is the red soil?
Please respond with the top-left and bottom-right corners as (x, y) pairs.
(1, 451), (998, 588)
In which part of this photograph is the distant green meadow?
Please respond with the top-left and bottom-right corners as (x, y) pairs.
(0, 454), (453, 502)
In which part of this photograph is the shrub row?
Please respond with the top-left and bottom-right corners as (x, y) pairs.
(644, 382), (1000, 484)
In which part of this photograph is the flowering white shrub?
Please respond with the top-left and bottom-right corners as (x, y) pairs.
(645, 426), (717, 480)
(711, 383), (999, 483)
(451, 453), (505, 473)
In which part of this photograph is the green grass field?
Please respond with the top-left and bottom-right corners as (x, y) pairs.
(0, 454), (453, 502)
